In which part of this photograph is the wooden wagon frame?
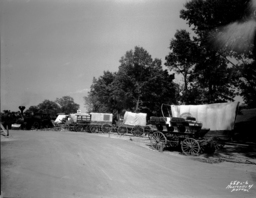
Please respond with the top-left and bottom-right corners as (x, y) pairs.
(68, 113), (113, 133)
(149, 102), (239, 155)
(113, 111), (151, 137)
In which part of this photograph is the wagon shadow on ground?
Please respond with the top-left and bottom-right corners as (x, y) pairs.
(144, 140), (256, 165)
(218, 144), (256, 159)
(193, 144), (256, 164)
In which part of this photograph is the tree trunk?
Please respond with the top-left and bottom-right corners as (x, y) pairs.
(135, 95), (140, 112)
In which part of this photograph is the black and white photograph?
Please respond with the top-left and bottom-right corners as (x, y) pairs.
(1, 0), (256, 197)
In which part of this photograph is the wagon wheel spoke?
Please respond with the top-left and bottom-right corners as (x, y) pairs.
(90, 126), (97, 133)
(132, 126), (144, 137)
(150, 132), (167, 152)
(101, 124), (112, 133)
(181, 138), (200, 156)
(118, 126), (127, 135)
(148, 132), (153, 140)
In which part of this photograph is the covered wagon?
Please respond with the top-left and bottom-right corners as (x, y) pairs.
(116, 111), (151, 136)
(150, 102), (239, 155)
(68, 112), (113, 133)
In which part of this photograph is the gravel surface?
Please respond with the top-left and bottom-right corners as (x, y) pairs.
(1, 130), (256, 198)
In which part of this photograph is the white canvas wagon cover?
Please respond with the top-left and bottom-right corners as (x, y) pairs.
(171, 102), (239, 131)
(54, 115), (68, 124)
(123, 111), (147, 126)
(90, 113), (113, 122)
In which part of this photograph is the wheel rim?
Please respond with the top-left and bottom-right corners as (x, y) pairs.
(181, 138), (200, 155)
(118, 126), (127, 135)
(132, 126), (144, 137)
(150, 132), (167, 151)
(102, 124), (112, 133)
(148, 133), (153, 140)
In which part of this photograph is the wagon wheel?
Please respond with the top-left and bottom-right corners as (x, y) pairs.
(132, 126), (144, 137)
(148, 132), (153, 140)
(85, 125), (90, 132)
(83, 125), (88, 132)
(167, 134), (179, 148)
(181, 138), (200, 156)
(101, 124), (112, 133)
(150, 131), (167, 152)
(73, 126), (78, 132)
(90, 125), (97, 133)
(117, 126), (127, 135)
(82, 125), (88, 132)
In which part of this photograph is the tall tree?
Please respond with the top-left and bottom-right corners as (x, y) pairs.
(180, 0), (255, 106)
(238, 63), (256, 107)
(85, 46), (177, 116)
(85, 72), (116, 113)
(165, 0), (254, 104)
(114, 46), (177, 114)
(37, 100), (61, 116)
(25, 106), (40, 116)
(55, 96), (79, 114)
(165, 30), (198, 103)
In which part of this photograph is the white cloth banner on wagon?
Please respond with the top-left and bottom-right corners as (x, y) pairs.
(123, 111), (147, 126)
(171, 102), (239, 131)
(90, 113), (113, 123)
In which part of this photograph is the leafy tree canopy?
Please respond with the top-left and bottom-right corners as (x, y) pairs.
(55, 96), (80, 114)
(165, 0), (255, 105)
(37, 100), (61, 116)
(85, 46), (177, 117)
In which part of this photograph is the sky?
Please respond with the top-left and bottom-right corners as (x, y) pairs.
(1, 0), (192, 113)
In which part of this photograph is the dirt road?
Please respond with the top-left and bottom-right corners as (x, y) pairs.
(1, 130), (255, 198)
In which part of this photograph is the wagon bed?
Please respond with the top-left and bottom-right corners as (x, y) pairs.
(150, 102), (239, 155)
